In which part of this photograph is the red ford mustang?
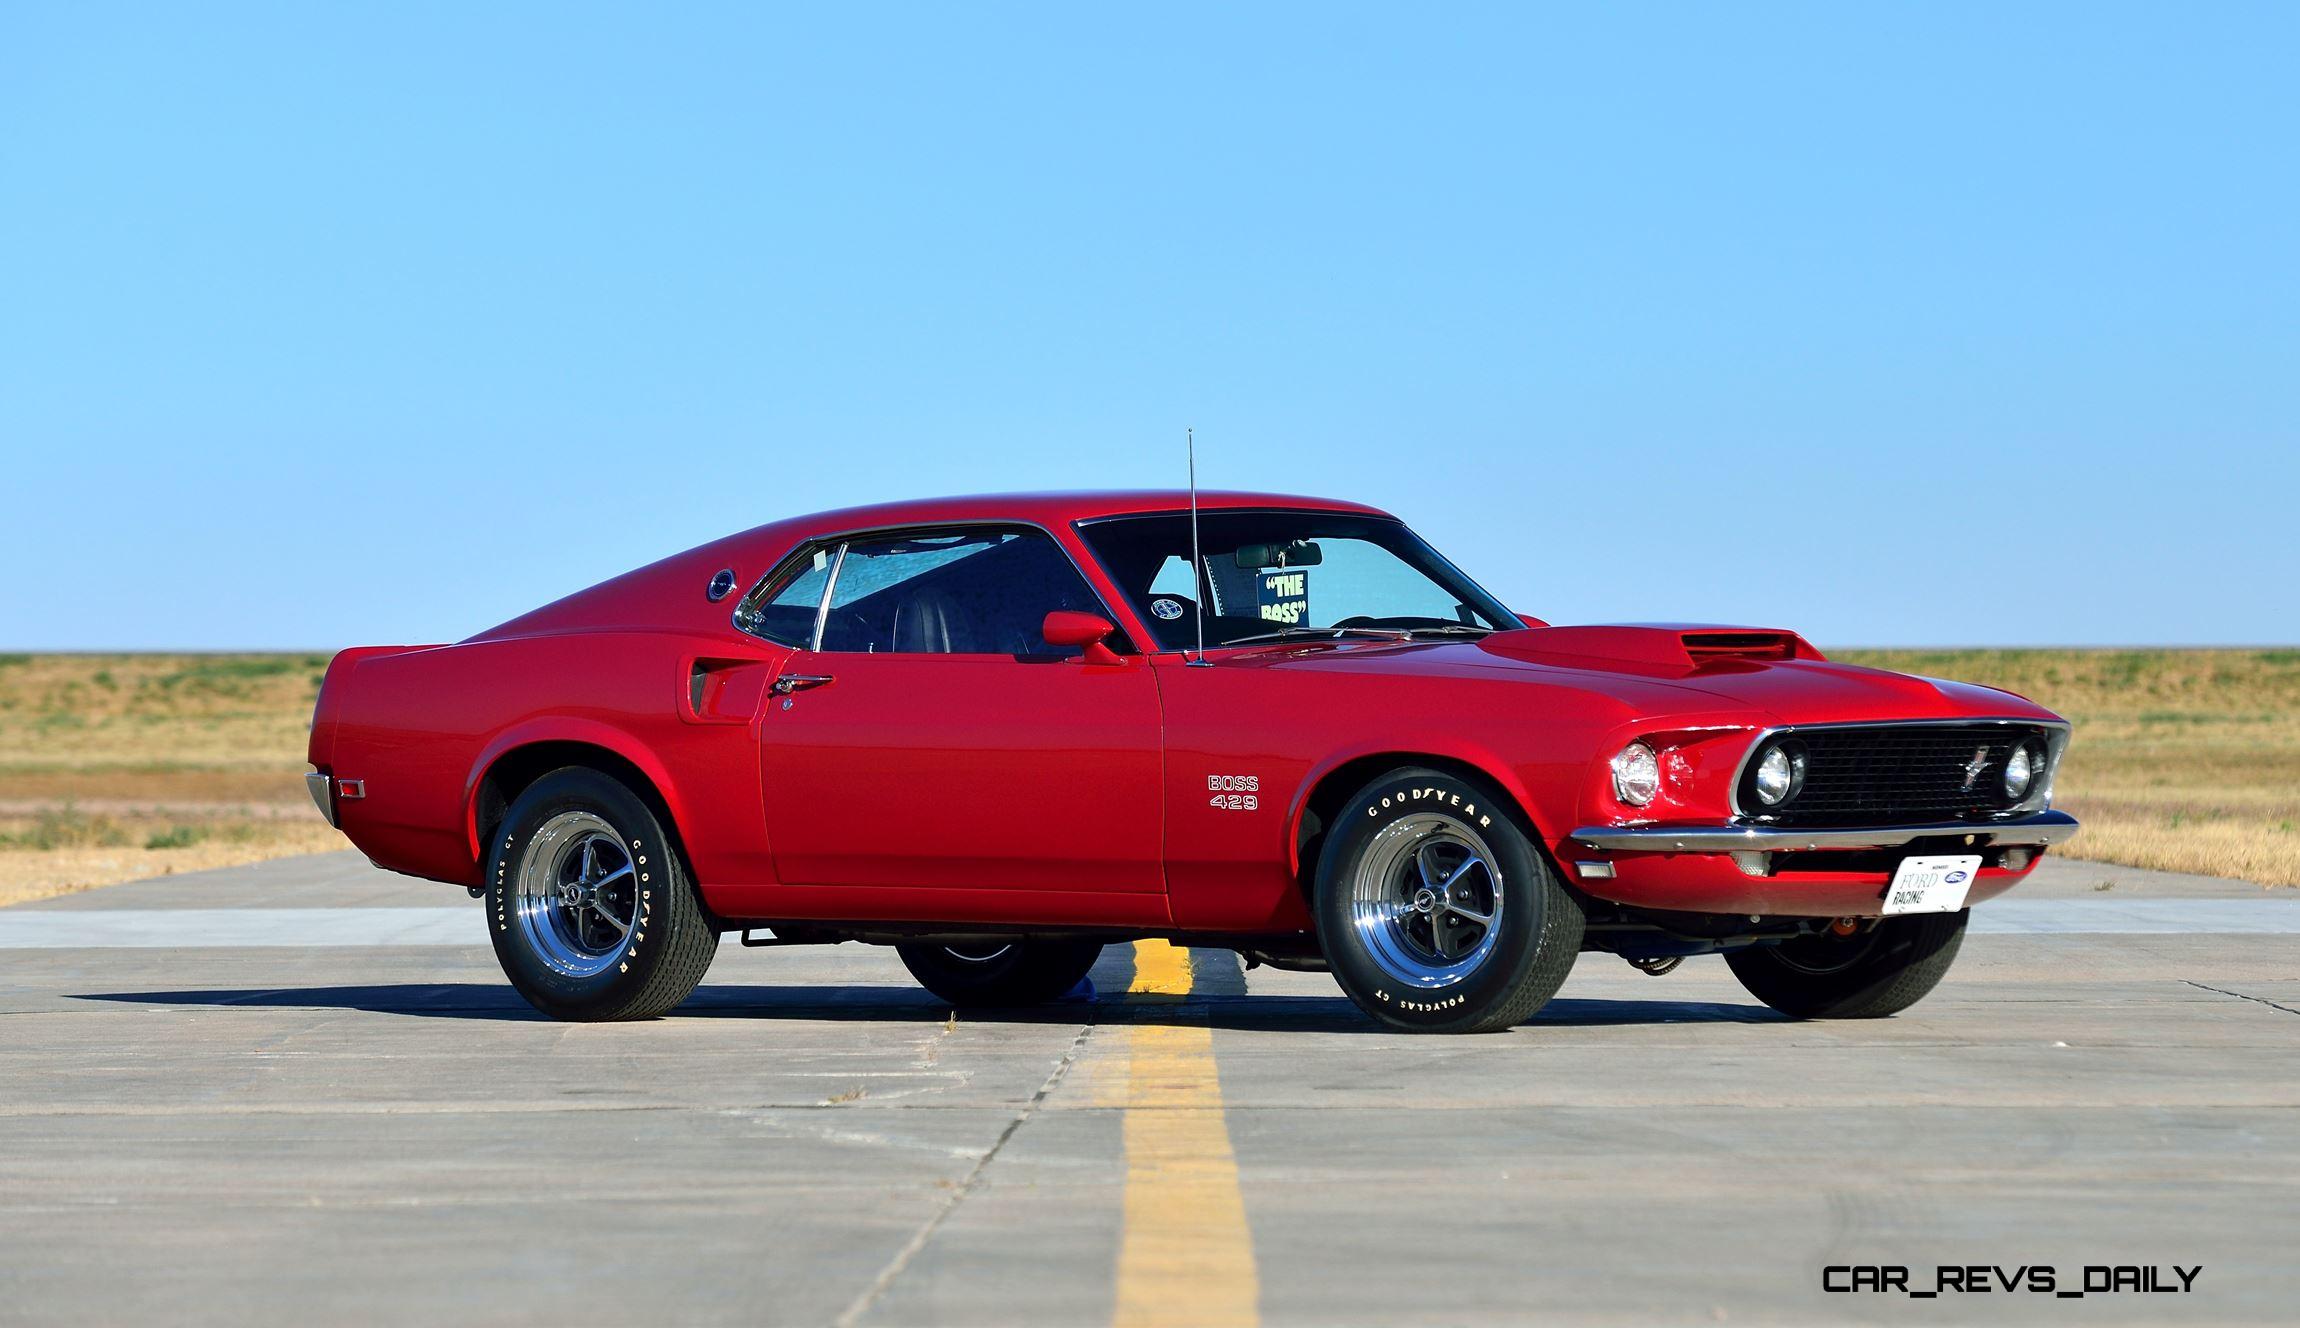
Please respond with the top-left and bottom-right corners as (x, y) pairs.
(308, 490), (2076, 1032)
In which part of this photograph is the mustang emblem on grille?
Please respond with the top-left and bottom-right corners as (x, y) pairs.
(1959, 745), (1993, 792)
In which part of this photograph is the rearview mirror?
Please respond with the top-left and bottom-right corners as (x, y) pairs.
(1042, 611), (1122, 666)
(1234, 540), (1323, 569)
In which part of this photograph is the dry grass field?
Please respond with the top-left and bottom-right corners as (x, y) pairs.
(0, 648), (2293, 908)
(0, 654), (342, 906)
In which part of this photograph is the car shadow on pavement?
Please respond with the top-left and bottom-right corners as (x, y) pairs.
(68, 985), (1784, 1029)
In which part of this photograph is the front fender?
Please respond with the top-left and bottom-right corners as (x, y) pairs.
(1281, 737), (1548, 881)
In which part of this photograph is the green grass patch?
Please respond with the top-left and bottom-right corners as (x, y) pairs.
(143, 824), (211, 850)
(2137, 710), (2276, 726)
(0, 806), (133, 851)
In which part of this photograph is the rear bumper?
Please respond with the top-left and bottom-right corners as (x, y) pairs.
(1567, 809), (2080, 854)
(305, 771), (335, 827)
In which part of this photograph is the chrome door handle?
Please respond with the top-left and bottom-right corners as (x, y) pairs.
(772, 673), (834, 695)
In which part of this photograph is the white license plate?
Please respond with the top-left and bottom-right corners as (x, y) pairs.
(1882, 854), (1981, 915)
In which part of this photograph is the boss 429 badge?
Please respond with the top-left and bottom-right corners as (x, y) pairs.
(1208, 773), (1260, 811)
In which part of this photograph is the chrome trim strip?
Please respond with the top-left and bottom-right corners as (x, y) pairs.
(1568, 809), (2080, 853)
(305, 771), (335, 827)
(809, 543), (847, 653)
(1723, 717), (2075, 820)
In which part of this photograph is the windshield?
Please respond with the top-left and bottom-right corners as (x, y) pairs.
(1074, 510), (1515, 650)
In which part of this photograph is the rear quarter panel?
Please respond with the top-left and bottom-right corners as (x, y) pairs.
(319, 632), (785, 892)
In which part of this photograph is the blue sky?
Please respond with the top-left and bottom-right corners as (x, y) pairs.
(3, 3), (2293, 650)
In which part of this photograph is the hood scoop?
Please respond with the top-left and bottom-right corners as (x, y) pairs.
(1477, 624), (1824, 675)
(1678, 630), (1808, 663)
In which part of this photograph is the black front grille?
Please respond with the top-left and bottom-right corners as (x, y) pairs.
(1737, 723), (2055, 828)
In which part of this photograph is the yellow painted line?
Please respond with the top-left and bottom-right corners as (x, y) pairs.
(1112, 939), (1260, 1328)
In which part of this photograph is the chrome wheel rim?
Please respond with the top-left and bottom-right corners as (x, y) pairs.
(514, 811), (639, 978)
(1349, 813), (1504, 989)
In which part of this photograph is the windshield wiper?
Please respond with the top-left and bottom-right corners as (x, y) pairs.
(1400, 624), (1495, 637)
(1220, 626), (1412, 647)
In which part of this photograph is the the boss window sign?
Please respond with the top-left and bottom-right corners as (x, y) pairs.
(1257, 569), (1308, 624)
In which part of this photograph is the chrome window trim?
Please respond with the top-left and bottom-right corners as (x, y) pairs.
(809, 543), (847, 653)
(730, 518), (1134, 656)
(1721, 717), (2075, 823)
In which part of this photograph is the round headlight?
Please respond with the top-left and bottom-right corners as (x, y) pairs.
(1611, 742), (1660, 806)
(1753, 743), (1805, 806)
(2004, 743), (2038, 800)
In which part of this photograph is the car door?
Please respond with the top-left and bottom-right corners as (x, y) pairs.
(753, 525), (1166, 905)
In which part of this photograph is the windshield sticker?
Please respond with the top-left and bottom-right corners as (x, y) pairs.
(1150, 597), (1186, 621)
(1257, 570), (1308, 625)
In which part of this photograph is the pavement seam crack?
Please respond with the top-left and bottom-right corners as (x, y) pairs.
(830, 1016), (1098, 1328)
(2183, 979), (2300, 1017)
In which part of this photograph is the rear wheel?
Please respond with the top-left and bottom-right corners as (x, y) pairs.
(485, 768), (717, 1021)
(1312, 768), (1583, 1033)
(1724, 910), (1968, 1018)
(895, 940), (1103, 1008)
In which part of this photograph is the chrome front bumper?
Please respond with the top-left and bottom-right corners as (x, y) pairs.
(305, 771), (335, 827)
(1568, 809), (2080, 854)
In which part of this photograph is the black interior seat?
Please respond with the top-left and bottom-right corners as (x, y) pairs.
(891, 587), (978, 653)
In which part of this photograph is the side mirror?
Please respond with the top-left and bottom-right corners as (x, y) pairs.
(1042, 611), (1122, 665)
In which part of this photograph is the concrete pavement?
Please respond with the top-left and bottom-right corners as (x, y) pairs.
(0, 852), (2295, 1325)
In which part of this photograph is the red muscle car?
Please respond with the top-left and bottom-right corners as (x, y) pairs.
(308, 491), (2077, 1032)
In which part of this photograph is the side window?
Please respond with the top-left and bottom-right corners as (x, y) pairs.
(741, 547), (836, 648)
(817, 529), (1112, 655)
(1147, 555), (1197, 599)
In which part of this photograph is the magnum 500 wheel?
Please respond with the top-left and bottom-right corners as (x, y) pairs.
(485, 767), (717, 1021)
(1313, 768), (1584, 1033)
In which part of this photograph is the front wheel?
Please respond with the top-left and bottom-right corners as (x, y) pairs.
(1312, 768), (1584, 1033)
(895, 940), (1103, 1008)
(1724, 910), (1968, 1018)
(485, 767), (718, 1021)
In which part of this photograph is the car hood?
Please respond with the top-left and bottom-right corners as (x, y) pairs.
(1236, 624), (2058, 726)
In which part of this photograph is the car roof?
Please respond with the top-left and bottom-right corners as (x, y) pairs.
(766, 489), (1392, 535)
(468, 491), (1397, 643)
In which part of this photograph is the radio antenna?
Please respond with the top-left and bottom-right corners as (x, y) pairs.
(1187, 427), (1211, 667)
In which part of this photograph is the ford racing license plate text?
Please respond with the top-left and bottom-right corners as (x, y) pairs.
(1883, 854), (1981, 915)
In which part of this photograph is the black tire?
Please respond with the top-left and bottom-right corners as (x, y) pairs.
(895, 940), (1103, 1008)
(485, 767), (717, 1021)
(1312, 767), (1584, 1033)
(1724, 910), (1968, 1019)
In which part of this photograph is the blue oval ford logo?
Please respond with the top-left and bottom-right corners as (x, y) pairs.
(1150, 597), (1185, 621)
(1944, 870), (1970, 885)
